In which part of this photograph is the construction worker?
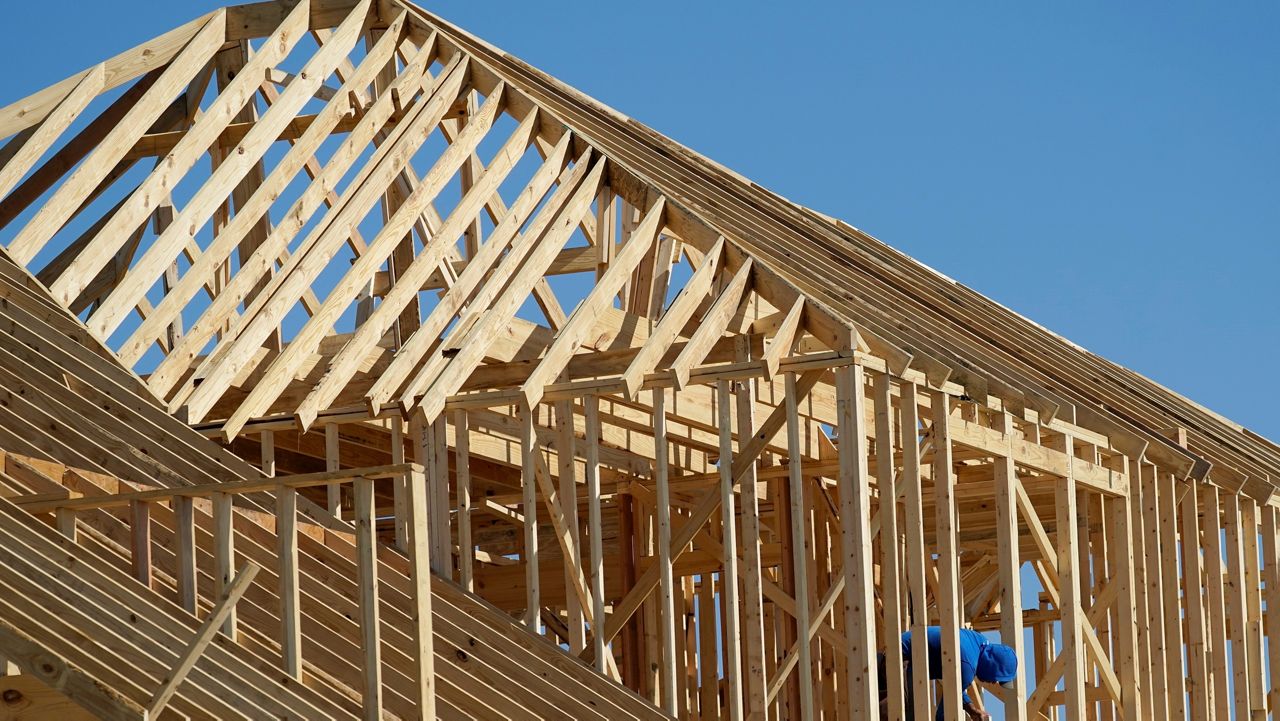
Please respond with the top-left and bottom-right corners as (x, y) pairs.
(883, 626), (1018, 721)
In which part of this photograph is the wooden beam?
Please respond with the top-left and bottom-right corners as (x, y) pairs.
(353, 476), (383, 721)
(652, 388), (678, 716)
(716, 379), (744, 721)
(277, 485), (301, 679)
(405, 466), (437, 719)
(8, 13), (226, 265)
(146, 563), (261, 719)
(1057, 440), (1086, 720)
(931, 389), (964, 721)
(522, 196), (665, 408)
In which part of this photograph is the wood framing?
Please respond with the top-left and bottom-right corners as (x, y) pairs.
(0, 2), (1272, 719)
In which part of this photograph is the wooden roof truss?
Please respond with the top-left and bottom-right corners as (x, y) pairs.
(0, 1), (1276, 720)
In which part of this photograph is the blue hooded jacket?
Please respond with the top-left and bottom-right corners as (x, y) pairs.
(901, 627), (1017, 720)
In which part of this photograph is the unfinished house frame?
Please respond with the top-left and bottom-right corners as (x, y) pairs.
(0, 1), (1274, 719)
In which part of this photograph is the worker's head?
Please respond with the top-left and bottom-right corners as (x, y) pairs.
(975, 643), (1018, 688)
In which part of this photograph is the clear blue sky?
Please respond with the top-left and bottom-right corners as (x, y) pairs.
(0, 0), (1277, 442)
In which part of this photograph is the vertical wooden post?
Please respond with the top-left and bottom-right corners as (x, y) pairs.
(213, 491), (235, 638)
(325, 422), (341, 519)
(1179, 478), (1211, 721)
(1261, 504), (1280, 719)
(55, 507), (77, 541)
(1240, 497), (1265, 716)
(131, 499), (152, 588)
(900, 383), (932, 721)
(1157, 473), (1187, 721)
(837, 366), (876, 719)
(930, 389), (962, 721)
(873, 372), (906, 720)
(698, 573), (718, 719)
(519, 401), (541, 633)
(555, 399), (584, 652)
(260, 429), (275, 477)
(1139, 464), (1170, 721)
(391, 417), (408, 552)
(1200, 482), (1230, 721)
(431, 416), (452, 579)
(354, 477), (382, 721)
(585, 394), (607, 673)
(406, 467), (437, 719)
(1107, 486), (1142, 721)
(785, 372), (815, 720)
(993, 411), (1026, 721)
(1057, 438), (1085, 721)
(174, 495), (196, 614)
(1126, 459), (1155, 721)
(652, 388), (678, 716)
(455, 410), (474, 594)
(277, 485), (301, 678)
(716, 379), (744, 721)
(1224, 491), (1251, 720)
(735, 353), (768, 720)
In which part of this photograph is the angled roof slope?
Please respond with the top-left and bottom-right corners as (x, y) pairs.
(0, 247), (663, 718)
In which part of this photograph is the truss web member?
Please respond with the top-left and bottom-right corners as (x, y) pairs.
(879, 627), (1019, 721)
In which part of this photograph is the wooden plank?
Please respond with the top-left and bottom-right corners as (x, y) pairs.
(296, 105), (541, 429)
(1200, 482), (1230, 721)
(1240, 498), (1265, 714)
(1224, 491), (1251, 721)
(89, 1), (378, 338)
(619, 238), (724, 398)
(584, 394), (609, 674)
(405, 467), (437, 719)
(735, 346), (768, 721)
(1107, 487), (1142, 721)
(212, 492), (235, 639)
(552, 396), (587, 649)
(354, 134), (576, 418)
(761, 296), (805, 379)
(652, 388), (678, 716)
(1261, 505), (1280, 720)
(129, 500), (151, 589)
(277, 486), (301, 678)
(146, 563), (261, 719)
(219, 80), (514, 440)
(1158, 473), (1188, 721)
(1179, 477), (1211, 721)
(409, 156), (608, 422)
(260, 430), (275, 478)
(173, 495), (196, 614)
(326, 423), (341, 519)
(522, 197), (665, 409)
(456, 411), (474, 594)
(931, 390), (964, 721)
(1139, 464), (1170, 721)
(1058, 443), (1086, 720)
(8, 12), (228, 266)
(785, 372), (815, 720)
(178, 55), (474, 425)
(120, 16), (423, 367)
(354, 477), (383, 721)
(520, 402), (541, 633)
(899, 382), (932, 721)
(838, 365), (877, 720)
(0, 64), (106, 202)
(993, 411), (1026, 721)
(716, 379), (744, 721)
(671, 259), (753, 390)
(586, 369), (825, 660)
(0, 13), (211, 138)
